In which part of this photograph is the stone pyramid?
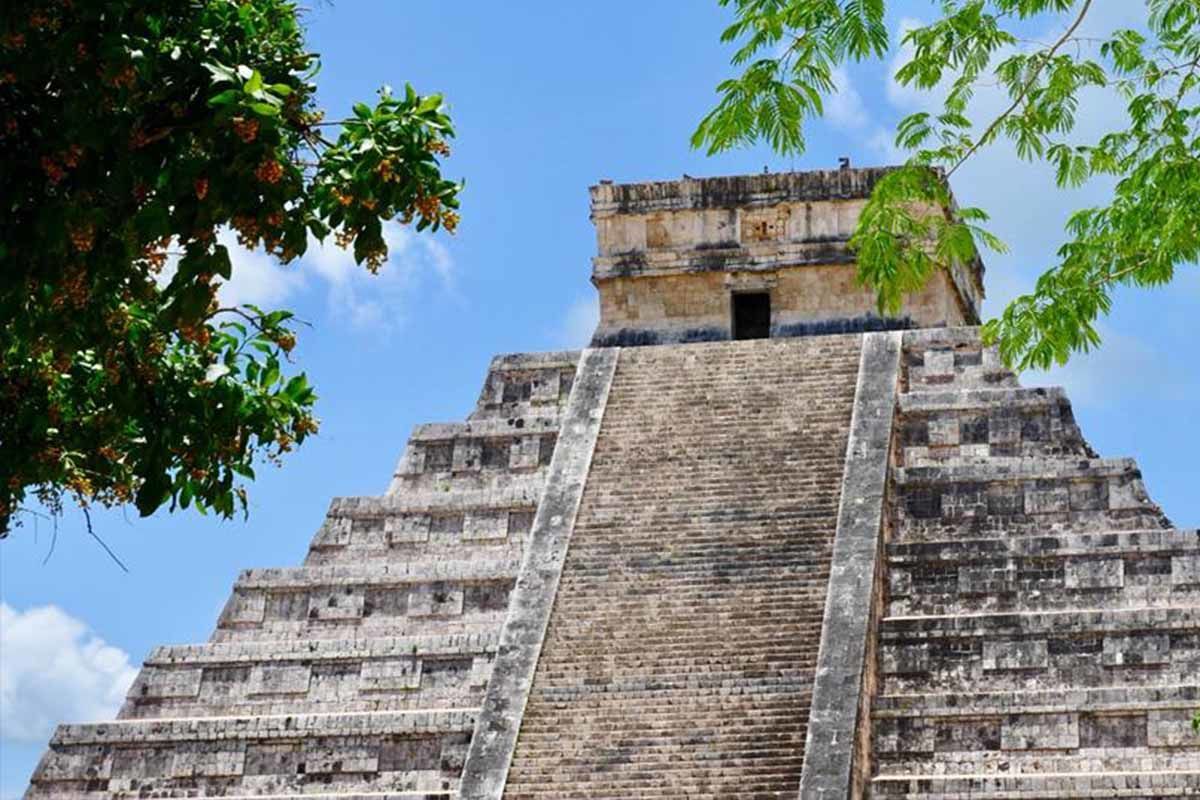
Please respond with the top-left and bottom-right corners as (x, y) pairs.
(25, 167), (1198, 799)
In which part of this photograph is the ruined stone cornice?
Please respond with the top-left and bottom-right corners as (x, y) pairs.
(589, 166), (902, 217)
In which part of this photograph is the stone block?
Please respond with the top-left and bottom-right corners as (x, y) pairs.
(136, 668), (204, 699)
(304, 743), (378, 775)
(1000, 713), (1079, 750)
(453, 439), (483, 472)
(386, 514), (431, 545)
(409, 584), (464, 617)
(959, 564), (1012, 595)
(928, 416), (960, 447)
(509, 436), (541, 470)
(982, 640), (1048, 671)
(313, 516), (353, 548)
(1025, 483), (1070, 515)
(462, 511), (508, 542)
(1103, 634), (1171, 666)
(248, 664), (312, 696)
(987, 411), (1021, 445)
(882, 644), (930, 674)
(1069, 479), (1108, 511)
(1064, 558), (1124, 590)
(360, 658), (422, 692)
(169, 747), (245, 778)
(1147, 709), (1195, 747)
(923, 350), (954, 382)
(530, 370), (561, 404)
(1172, 555), (1200, 587)
(222, 591), (266, 624)
(308, 589), (365, 621)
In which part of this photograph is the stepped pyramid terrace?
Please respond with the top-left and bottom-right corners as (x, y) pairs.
(24, 166), (1200, 799)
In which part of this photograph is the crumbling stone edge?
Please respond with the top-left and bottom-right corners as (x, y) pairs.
(458, 347), (620, 800)
(798, 331), (901, 799)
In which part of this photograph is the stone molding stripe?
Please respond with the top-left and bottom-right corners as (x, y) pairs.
(798, 331), (901, 799)
(458, 347), (620, 800)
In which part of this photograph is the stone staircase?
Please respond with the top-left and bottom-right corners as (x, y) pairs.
(24, 353), (580, 799)
(868, 329), (1200, 798)
(502, 336), (863, 799)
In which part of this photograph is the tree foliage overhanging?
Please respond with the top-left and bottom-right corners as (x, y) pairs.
(0, 0), (460, 536)
(696, 0), (1199, 369)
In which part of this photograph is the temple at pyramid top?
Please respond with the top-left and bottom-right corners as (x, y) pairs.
(588, 166), (985, 346)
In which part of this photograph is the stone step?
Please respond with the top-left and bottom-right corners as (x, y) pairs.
(26, 710), (474, 800)
(469, 351), (578, 420)
(213, 561), (518, 643)
(874, 684), (1200, 717)
(394, 420), (558, 478)
(876, 747), (1199, 779)
(886, 528), (1200, 616)
(902, 328), (1018, 392)
(896, 458), (1169, 541)
(880, 606), (1200, 695)
(307, 502), (535, 565)
(870, 770), (1200, 798)
(120, 634), (499, 720)
(873, 692), (1198, 774)
(898, 386), (1094, 465)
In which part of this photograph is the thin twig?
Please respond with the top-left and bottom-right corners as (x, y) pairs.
(41, 514), (58, 566)
(947, 0), (1094, 178)
(82, 506), (130, 573)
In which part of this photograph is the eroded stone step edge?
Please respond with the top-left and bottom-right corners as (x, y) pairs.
(50, 708), (478, 746)
(329, 492), (542, 518)
(146, 633), (498, 666)
(882, 605), (1200, 635)
(888, 528), (1200, 562)
(234, 559), (523, 589)
(897, 457), (1143, 485)
(899, 386), (1068, 411)
(870, 770), (1200, 798)
(409, 417), (561, 441)
(874, 683), (1200, 716)
(32, 793), (453, 800)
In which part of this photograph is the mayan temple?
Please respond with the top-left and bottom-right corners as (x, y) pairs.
(24, 166), (1200, 799)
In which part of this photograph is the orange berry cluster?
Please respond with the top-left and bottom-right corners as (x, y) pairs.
(255, 158), (283, 184)
(67, 222), (95, 253)
(194, 177), (209, 200)
(232, 117), (259, 143)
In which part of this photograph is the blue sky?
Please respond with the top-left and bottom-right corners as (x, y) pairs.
(1, 2), (1197, 795)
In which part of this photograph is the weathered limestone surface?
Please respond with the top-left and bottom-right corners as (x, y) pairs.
(589, 168), (984, 346)
(22, 168), (1199, 800)
(24, 352), (584, 799)
(502, 335), (862, 799)
(867, 328), (1199, 799)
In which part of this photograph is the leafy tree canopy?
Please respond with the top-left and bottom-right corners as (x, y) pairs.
(696, 0), (1199, 370)
(0, 0), (460, 536)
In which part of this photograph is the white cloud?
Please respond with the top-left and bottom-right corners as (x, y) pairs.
(0, 603), (137, 742)
(885, 17), (926, 110)
(215, 230), (308, 309)
(559, 295), (599, 348)
(826, 66), (869, 130)
(155, 222), (456, 333)
(302, 222), (456, 331)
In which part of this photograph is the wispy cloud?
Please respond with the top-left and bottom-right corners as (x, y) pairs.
(559, 294), (599, 349)
(0, 603), (136, 742)
(826, 66), (869, 131)
(157, 222), (456, 333)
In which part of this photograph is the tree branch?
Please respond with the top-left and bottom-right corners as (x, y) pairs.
(947, 0), (1094, 178)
